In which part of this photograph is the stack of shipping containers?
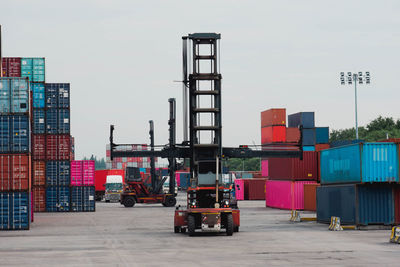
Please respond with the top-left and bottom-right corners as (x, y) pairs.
(317, 142), (400, 226)
(0, 75), (31, 230)
(262, 109), (321, 210)
(70, 160), (95, 211)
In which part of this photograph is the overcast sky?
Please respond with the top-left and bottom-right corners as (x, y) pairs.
(2, 1), (400, 159)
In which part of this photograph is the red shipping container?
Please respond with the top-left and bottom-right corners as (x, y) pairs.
(286, 127), (300, 143)
(94, 169), (125, 193)
(46, 134), (71, 160)
(33, 186), (46, 212)
(32, 134), (46, 160)
(261, 126), (286, 144)
(248, 178), (268, 200)
(395, 185), (400, 224)
(315, 144), (330, 152)
(268, 151), (318, 181)
(1, 57), (21, 77)
(33, 160), (46, 186)
(303, 183), (320, 211)
(0, 154), (31, 191)
(261, 108), (286, 127)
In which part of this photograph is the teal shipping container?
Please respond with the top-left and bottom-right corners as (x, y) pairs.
(32, 83), (45, 108)
(0, 78), (29, 113)
(303, 146), (315, 151)
(316, 127), (329, 144)
(320, 142), (399, 184)
(21, 58), (45, 82)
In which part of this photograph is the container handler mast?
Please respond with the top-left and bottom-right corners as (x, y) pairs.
(110, 33), (302, 236)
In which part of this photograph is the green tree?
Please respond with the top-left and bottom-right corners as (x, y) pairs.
(83, 155), (107, 170)
(225, 158), (260, 171)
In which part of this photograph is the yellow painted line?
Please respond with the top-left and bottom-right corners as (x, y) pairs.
(342, 225), (356, 230)
(301, 217), (317, 222)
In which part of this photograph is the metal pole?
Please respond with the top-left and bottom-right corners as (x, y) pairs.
(215, 156), (219, 207)
(354, 74), (359, 139)
(0, 25), (2, 77)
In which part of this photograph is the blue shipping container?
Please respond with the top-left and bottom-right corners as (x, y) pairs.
(70, 186), (95, 212)
(288, 112), (315, 128)
(320, 142), (399, 184)
(31, 83), (45, 108)
(46, 186), (70, 212)
(0, 78), (29, 113)
(330, 139), (364, 148)
(45, 83), (70, 109)
(33, 109), (45, 134)
(46, 161), (71, 186)
(302, 128), (316, 146)
(179, 173), (190, 190)
(303, 146), (315, 151)
(317, 184), (394, 225)
(316, 127), (329, 144)
(0, 115), (30, 153)
(46, 109), (70, 134)
(0, 192), (30, 230)
(21, 58), (45, 82)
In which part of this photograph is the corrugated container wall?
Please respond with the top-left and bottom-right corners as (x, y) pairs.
(21, 58), (45, 82)
(317, 184), (394, 225)
(268, 151), (318, 181)
(286, 127), (300, 143)
(301, 128), (316, 146)
(0, 154), (31, 191)
(46, 134), (71, 160)
(32, 134), (46, 160)
(315, 127), (329, 144)
(0, 115), (30, 153)
(32, 109), (45, 134)
(33, 160), (46, 186)
(320, 143), (399, 184)
(1, 57), (21, 77)
(261, 108), (286, 127)
(0, 192), (30, 230)
(70, 186), (95, 212)
(46, 109), (70, 134)
(261, 160), (268, 177)
(303, 183), (319, 211)
(46, 186), (70, 212)
(234, 179), (244, 201)
(247, 179), (267, 200)
(0, 78), (29, 113)
(46, 161), (70, 186)
(32, 83), (45, 108)
(261, 126), (286, 144)
(288, 112), (315, 128)
(45, 83), (70, 109)
(32, 186), (46, 212)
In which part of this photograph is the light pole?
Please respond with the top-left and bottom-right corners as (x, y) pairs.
(340, 71), (371, 139)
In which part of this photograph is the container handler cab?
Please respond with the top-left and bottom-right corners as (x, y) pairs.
(109, 33), (302, 236)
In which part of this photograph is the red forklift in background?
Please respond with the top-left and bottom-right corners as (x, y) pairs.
(109, 33), (302, 236)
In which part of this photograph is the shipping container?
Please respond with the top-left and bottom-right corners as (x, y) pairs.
(179, 173), (190, 190)
(33, 160), (45, 186)
(32, 134), (46, 160)
(261, 108), (286, 127)
(70, 186), (95, 212)
(46, 161), (70, 186)
(46, 134), (71, 160)
(31, 83), (45, 108)
(303, 183), (319, 211)
(32, 186), (46, 212)
(288, 112), (315, 128)
(261, 159), (268, 177)
(302, 128), (316, 146)
(303, 146), (315, 151)
(265, 180), (316, 210)
(46, 186), (70, 212)
(45, 83), (70, 109)
(21, 58), (45, 82)
(394, 185), (400, 224)
(330, 139), (364, 148)
(0, 154), (31, 191)
(32, 109), (45, 134)
(268, 151), (318, 180)
(315, 144), (330, 152)
(316, 127), (329, 144)
(71, 160), (95, 186)
(71, 160), (82, 186)
(316, 184), (395, 225)
(320, 142), (399, 184)
(0, 78), (29, 113)
(0, 115), (30, 153)
(234, 179), (244, 200)
(94, 169), (124, 201)
(286, 127), (300, 143)
(247, 178), (267, 200)
(0, 192), (30, 230)
(46, 109), (70, 134)
(261, 126), (286, 144)
(1, 57), (21, 77)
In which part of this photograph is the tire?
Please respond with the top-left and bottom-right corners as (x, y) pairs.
(226, 214), (234, 236)
(181, 227), (186, 233)
(234, 226), (239, 232)
(188, 215), (196, 236)
(164, 196), (176, 207)
(123, 196), (135, 207)
(174, 226), (180, 233)
(105, 200), (110, 203)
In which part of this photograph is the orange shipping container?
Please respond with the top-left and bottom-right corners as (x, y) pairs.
(315, 144), (330, 152)
(303, 183), (320, 211)
(0, 154), (31, 191)
(286, 127), (300, 143)
(261, 108), (286, 127)
(33, 160), (46, 186)
(33, 186), (46, 212)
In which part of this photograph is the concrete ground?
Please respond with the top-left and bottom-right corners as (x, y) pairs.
(0, 193), (398, 266)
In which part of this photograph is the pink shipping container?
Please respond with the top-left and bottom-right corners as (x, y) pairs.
(261, 159), (268, 177)
(175, 172), (181, 187)
(234, 179), (245, 200)
(70, 160), (95, 186)
(265, 180), (317, 210)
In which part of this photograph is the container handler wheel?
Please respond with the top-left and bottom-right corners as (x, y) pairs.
(188, 215), (196, 236)
(123, 196), (136, 207)
(234, 226), (239, 232)
(181, 227), (186, 233)
(174, 226), (181, 233)
(226, 214), (233, 236)
(163, 196), (176, 207)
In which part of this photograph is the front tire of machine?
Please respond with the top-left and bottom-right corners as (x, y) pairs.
(188, 215), (196, 236)
(181, 227), (186, 233)
(164, 196), (176, 207)
(123, 196), (135, 207)
(174, 226), (180, 233)
(234, 226), (239, 232)
(226, 214), (234, 236)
